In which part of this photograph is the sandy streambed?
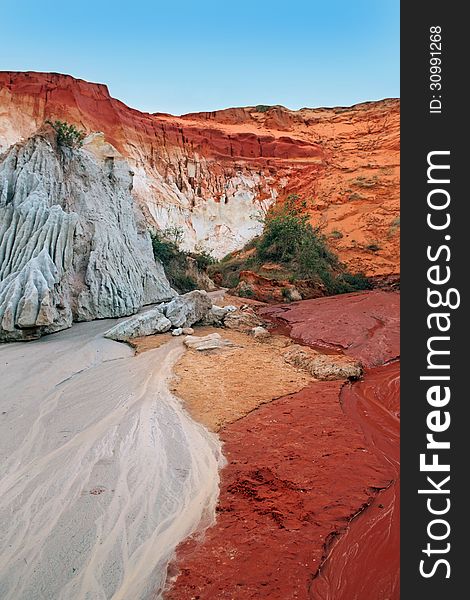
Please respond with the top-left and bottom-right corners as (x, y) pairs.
(132, 326), (313, 433)
(0, 320), (222, 600)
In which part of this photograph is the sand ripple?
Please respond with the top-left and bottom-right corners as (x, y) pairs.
(0, 320), (223, 599)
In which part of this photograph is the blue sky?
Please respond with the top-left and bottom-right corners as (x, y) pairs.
(0, 0), (399, 114)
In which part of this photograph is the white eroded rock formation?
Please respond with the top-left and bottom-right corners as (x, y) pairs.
(0, 128), (174, 340)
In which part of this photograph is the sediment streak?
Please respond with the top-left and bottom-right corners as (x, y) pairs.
(0, 320), (223, 599)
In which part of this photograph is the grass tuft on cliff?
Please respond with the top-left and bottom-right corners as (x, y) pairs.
(209, 195), (371, 296)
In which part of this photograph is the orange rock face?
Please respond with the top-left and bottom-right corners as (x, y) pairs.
(0, 71), (399, 275)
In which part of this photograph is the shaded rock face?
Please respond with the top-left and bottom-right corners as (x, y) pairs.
(0, 130), (174, 340)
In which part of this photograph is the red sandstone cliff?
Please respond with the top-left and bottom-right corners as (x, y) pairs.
(0, 71), (399, 275)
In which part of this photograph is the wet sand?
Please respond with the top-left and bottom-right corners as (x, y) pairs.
(260, 290), (400, 367)
(0, 320), (222, 599)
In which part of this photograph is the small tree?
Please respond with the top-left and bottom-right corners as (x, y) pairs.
(46, 120), (86, 148)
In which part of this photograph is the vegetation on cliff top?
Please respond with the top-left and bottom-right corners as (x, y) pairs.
(209, 195), (371, 296)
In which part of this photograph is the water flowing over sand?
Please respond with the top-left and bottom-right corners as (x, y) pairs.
(311, 361), (400, 599)
(0, 320), (223, 599)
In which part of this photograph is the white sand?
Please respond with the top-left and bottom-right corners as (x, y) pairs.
(0, 320), (223, 599)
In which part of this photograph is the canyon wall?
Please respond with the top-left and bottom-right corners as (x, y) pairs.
(0, 72), (399, 274)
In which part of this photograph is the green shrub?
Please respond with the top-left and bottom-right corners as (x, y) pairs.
(190, 250), (215, 271)
(243, 236), (259, 251)
(150, 229), (198, 293)
(225, 272), (241, 289)
(150, 229), (217, 293)
(238, 285), (254, 298)
(329, 230), (343, 239)
(208, 193), (372, 296)
(256, 195), (307, 262)
(171, 274), (197, 292)
(254, 105), (271, 113)
(220, 252), (234, 263)
(46, 120), (85, 148)
(151, 232), (178, 265)
(256, 194), (340, 283)
(325, 272), (373, 295)
(281, 287), (291, 300)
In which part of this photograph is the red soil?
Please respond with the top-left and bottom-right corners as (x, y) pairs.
(260, 290), (400, 367)
(166, 380), (392, 600)
(166, 291), (400, 599)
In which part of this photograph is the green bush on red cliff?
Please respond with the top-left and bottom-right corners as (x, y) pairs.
(46, 120), (86, 148)
(209, 194), (371, 296)
(256, 195), (340, 278)
(254, 105), (272, 113)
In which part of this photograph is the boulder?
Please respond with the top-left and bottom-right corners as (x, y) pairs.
(172, 328), (184, 336)
(211, 305), (231, 319)
(251, 326), (270, 340)
(282, 345), (363, 380)
(285, 288), (302, 302)
(183, 333), (235, 352)
(223, 308), (265, 332)
(103, 307), (172, 341)
(201, 304), (233, 326)
(165, 290), (212, 328)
